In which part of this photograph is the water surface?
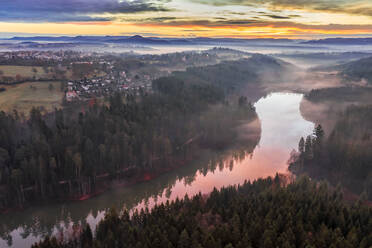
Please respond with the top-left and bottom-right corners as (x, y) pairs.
(0, 92), (314, 248)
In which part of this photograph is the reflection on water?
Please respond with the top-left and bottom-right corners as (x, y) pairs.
(0, 92), (314, 248)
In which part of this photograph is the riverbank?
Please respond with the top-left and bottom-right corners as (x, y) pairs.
(0, 93), (309, 248)
(0, 113), (261, 215)
(0, 156), (197, 215)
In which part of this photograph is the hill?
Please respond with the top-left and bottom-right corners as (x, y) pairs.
(312, 56), (372, 84)
(337, 56), (372, 84)
(4, 35), (296, 46)
(302, 38), (372, 45)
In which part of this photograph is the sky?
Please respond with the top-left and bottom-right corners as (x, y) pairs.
(0, 0), (372, 38)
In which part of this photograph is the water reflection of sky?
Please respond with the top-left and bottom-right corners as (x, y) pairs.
(0, 93), (314, 248)
(133, 93), (314, 211)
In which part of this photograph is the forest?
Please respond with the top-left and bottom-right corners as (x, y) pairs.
(290, 105), (372, 200)
(32, 176), (372, 248)
(0, 61), (259, 210)
(305, 86), (372, 103)
(338, 56), (372, 84)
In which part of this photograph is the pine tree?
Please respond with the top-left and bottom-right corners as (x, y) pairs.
(178, 229), (190, 248)
(298, 137), (305, 154)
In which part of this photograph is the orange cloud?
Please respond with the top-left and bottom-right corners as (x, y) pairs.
(1, 19), (372, 39)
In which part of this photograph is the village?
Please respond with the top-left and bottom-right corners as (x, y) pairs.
(0, 50), (93, 64)
(65, 68), (153, 101)
(0, 48), (246, 103)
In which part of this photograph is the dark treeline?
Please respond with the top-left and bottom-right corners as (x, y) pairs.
(338, 56), (372, 84)
(173, 54), (294, 92)
(32, 176), (372, 248)
(290, 105), (372, 199)
(0, 70), (257, 209)
(306, 86), (372, 103)
(0, 148), (259, 244)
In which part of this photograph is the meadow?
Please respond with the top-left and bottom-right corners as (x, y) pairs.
(0, 65), (74, 82)
(0, 65), (50, 78)
(0, 81), (64, 115)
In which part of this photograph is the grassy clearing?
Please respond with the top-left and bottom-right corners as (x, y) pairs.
(0, 65), (105, 82)
(0, 81), (64, 115)
(0, 65), (51, 78)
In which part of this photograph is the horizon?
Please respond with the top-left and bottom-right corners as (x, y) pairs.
(2, 34), (372, 41)
(0, 0), (372, 39)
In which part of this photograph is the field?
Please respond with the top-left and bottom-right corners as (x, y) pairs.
(0, 65), (73, 82)
(0, 65), (51, 78)
(0, 81), (64, 115)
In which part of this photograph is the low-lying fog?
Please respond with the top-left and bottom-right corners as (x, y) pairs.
(2, 39), (372, 57)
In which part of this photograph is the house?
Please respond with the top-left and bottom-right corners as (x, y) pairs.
(66, 91), (78, 102)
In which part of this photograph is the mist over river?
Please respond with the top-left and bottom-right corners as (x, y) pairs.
(0, 92), (314, 248)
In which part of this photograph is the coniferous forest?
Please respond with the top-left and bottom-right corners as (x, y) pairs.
(2, 2), (372, 248)
(0, 65), (258, 210)
(32, 176), (372, 248)
(290, 105), (372, 200)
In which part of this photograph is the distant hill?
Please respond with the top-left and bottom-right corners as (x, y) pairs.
(336, 56), (372, 84)
(303, 38), (372, 45)
(4, 35), (296, 45)
(107, 35), (170, 44)
(310, 55), (372, 84)
(169, 54), (296, 93)
(9, 36), (73, 42)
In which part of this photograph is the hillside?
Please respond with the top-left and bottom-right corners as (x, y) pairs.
(293, 102), (372, 199)
(171, 54), (296, 93)
(302, 38), (372, 45)
(337, 56), (372, 84)
(0, 57), (275, 210)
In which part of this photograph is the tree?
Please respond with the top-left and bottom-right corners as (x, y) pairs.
(81, 225), (93, 248)
(304, 136), (313, 160)
(15, 74), (22, 82)
(0, 148), (10, 168)
(73, 153), (83, 178)
(298, 137), (305, 154)
(178, 229), (190, 248)
(314, 124), (324, 140)
(238, 96), (247, 107)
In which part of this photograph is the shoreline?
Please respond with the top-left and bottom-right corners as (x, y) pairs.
(0, 155), (199, 215)
(0, 113), (260, 215)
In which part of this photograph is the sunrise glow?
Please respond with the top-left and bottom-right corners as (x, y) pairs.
(0, 0), (372, 38)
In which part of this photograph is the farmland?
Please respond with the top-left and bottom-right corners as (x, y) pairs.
(0, 81), (64, 115)
(0, 65), (51, 78)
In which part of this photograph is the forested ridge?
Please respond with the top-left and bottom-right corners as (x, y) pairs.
(32, 176), (372, 248)
(305, 86), (372, 103)
(0, 58), (265, 210)
(338, 56), (372, 84)
(290, 105), (372, 200)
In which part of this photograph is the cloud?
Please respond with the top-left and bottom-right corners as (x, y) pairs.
(0, 0), (169, 22)
(136, 17), (372, 32)
(191, 0), (372, 17)
(264, 15), (292, 19)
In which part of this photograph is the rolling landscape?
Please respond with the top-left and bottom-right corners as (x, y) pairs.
(0, 0), (372, 247)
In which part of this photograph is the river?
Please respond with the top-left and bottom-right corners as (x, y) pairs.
(0, 92), (314, 248)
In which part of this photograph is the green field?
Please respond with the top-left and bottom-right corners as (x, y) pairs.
(0, 81), (64, 115)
